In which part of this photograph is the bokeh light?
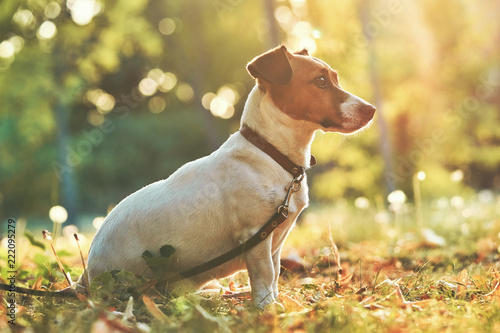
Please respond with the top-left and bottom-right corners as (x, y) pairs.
(49, 205), (68, 224)
(92, 216), (105, 230)
(95, 93), (115, 113)
(210, 96), (234, 119)
(175, 83), (194, 103)
(37, 21), (57, 40)
(85, 89), (115, 115)
(148, 96), (166, 113)
(147, 68), (165, 84)
(450, 170), (464, 182)
(387, 190), (406, 204)
(274, 6), (293, 26)
(139, 77), (158, 96)
(45, 2), (62, 19)
(0, 41), (15, 59)
(159, 72), (177, 92)
(87, 109), (104, 126)
(202, 85), (239, 119)
(354, 196), (370, 209)
(62, 224), (79, 237)
(9, 36), (24, 53)
(158, 18), (176, 35)
(13, 9), (35, 28)
(68, 0), (102, 26)
(201, 92), (216, 110)
(217, 86), (239, 105)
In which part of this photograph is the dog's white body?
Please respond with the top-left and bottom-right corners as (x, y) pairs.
(87, 86), (311, 306)
(85, 46), (375, 307)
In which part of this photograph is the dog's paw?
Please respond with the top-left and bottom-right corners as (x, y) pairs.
(254, 300), (285, 313)
(253, 292), (284, 312)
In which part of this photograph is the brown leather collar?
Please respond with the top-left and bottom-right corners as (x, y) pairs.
(239, 124), (316, 178)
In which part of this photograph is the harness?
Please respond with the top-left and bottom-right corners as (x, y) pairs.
(166, 125), (316, 283)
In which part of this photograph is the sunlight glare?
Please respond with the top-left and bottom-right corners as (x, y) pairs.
(69, 0), (97, 26)
(298, 37), (317, 54)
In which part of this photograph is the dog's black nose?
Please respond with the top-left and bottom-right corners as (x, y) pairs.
(362, 104), (376, 116)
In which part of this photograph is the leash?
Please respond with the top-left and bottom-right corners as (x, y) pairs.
(164, 125), (315, 283)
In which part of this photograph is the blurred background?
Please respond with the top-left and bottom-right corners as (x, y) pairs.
(1, 0), (499, 234)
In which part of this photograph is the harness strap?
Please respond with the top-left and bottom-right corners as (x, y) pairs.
(166, 211), (288, 283)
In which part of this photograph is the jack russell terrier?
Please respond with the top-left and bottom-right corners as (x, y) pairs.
(81, 45), (376, 308)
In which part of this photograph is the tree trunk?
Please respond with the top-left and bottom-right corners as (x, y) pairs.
(54, 101), (78, 225)
(263, 0), (280, 48)
(359, 0), (396, 194)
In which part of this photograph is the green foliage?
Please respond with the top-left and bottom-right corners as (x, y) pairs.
(3, 198), (500, 332)
(24, 230), (46, 250)
(89, 270), (144, 301)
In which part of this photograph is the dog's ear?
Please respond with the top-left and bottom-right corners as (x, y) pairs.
(295, 48), (309, 56)
(247, 45), (293, 86)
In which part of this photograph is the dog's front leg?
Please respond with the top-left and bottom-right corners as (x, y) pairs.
(244, 237), (279, 308)
(271, 245), (283, 299)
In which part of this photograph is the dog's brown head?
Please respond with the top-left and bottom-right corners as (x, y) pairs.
(247, 45), (376, 134)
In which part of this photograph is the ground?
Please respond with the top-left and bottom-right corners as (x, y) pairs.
(1, 195), (500, 332)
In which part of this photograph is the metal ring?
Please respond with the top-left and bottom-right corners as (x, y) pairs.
(278, 205), (289, 218)
(260, 231), (268, 239)
(271, 221), (278, 228)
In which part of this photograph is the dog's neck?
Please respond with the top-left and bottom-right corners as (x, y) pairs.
(241, 85), (317, 168)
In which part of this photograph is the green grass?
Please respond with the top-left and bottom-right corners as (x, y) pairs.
(1, 194), (500, 332)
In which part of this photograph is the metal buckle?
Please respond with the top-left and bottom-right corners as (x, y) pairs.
(278, 174), (304, 218)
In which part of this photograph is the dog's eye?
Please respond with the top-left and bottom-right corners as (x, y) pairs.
(313, 76), (328, 89)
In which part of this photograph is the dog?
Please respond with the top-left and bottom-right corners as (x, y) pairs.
(81, 45), (375, 308)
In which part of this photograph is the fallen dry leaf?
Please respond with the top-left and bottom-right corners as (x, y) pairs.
(279, 294), (306, 312)
(327, 224), (342, 274)
(281, 258), (307, 273)
(456, 269), (470, 298)
(31, 276), (43, 290)
(142, 295), (167, 321)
